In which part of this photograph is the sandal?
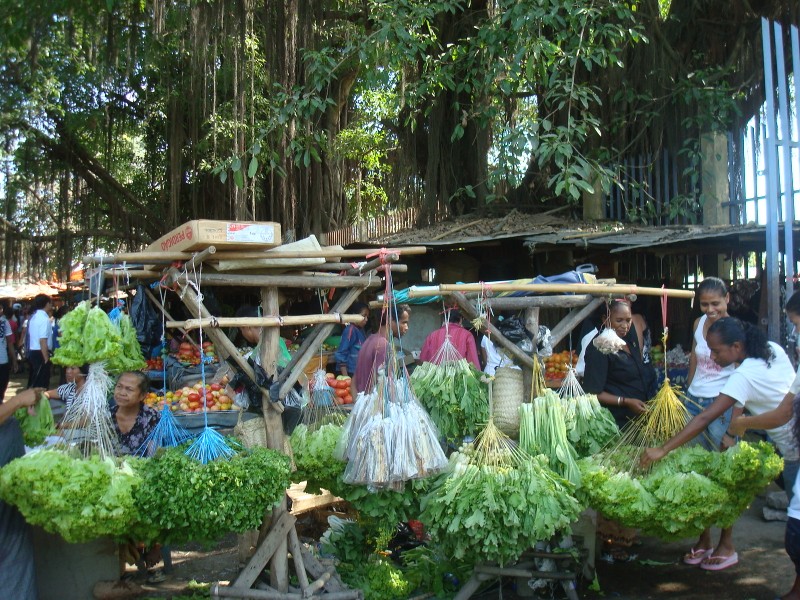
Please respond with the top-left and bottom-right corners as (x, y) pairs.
(700, 552), (738, 571)
(683, 547), (713, 566)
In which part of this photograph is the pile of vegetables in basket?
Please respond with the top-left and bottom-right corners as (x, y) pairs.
(578, 441), (783, 540)
(0, 444), (290, 544)
(324, 372), (353, 405)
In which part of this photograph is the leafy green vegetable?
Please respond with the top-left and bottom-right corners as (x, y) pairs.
(132, 445), (290, 545)
(578, 441), (783, 540)
(565, 393), (619, 457)
(338, 557), (414, 600)
(421, 448), (582, 566)
(410, 359), (488, 443)
(290, 423), (345, 494)
(53, 301), (144, 373)
(402, 544), (472, 599)
(15, 392), (56, 446)
(520, 391), (581, 486)
(0, 449), (142, 543)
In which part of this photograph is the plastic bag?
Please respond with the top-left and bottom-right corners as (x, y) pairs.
(592, 328), (627, 354)
(129, 285), (163, 357)
(495, 316), (531, 344)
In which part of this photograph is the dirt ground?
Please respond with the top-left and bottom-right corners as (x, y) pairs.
(7, 370), (796, 599)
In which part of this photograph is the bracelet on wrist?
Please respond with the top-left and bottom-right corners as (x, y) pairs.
(617, 396), (623, 406)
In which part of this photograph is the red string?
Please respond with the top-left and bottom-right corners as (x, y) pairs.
(660, 285), (668, 331)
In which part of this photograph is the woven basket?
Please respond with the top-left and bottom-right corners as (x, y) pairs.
(492, 367), (524, 438)
(234, 414), (267, 449)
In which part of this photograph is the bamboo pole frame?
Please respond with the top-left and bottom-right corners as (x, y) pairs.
(83, 246), (427, 264)
(411, 282), (695, 299)
(167, 314), (365, 331)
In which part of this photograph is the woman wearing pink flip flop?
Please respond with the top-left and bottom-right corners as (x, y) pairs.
(681, 279), (737, 569)
(642, 317), (797, 572)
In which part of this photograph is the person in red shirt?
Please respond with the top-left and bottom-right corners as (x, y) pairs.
(418, 308), (480, 369)
(351, 305), (411, 396)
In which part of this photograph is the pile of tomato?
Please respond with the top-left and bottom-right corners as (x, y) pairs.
(543, 350), (577, 382)
(322, 373), (353, 405)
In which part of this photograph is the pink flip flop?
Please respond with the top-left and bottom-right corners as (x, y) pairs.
(700, 552), (739, 571)
(683, 547), (713, 565)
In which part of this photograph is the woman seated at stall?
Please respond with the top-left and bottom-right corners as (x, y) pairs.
(334, 302), (370, 377)
(111, 370), (160, 457)
(642, 317), (797, 571)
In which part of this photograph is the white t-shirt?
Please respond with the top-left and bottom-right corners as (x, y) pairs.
(575, 327), (597, 377)
(481, 335), (517, 376)
(688, 315), (736, 398)
(720, 341), (797, 460)
(27, 309), (52, 353)
(0, 316), (10, 364)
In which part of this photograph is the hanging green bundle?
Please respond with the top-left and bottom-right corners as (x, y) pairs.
(519, 389), (581, 487)
(107, 314), (146, 373)
(558, 367), (619, 458)
(52, 301), (90, 366)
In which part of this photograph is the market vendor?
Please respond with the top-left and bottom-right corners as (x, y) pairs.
(235, 305), (291, 370)
(642, 317), (797, 572)
(352, 304), (411, 396)
(112, 371), (160, 456)
(583, 299), (655, 428)
(26, 294), (53, 389)
(418, 308), (480, 369)
(334, 302), (369, 377)
(0, 387), (41, 599)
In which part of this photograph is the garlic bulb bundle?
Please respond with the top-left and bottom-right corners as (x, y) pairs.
(592, 328), (627, 354)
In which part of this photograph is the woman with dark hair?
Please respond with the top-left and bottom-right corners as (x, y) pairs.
(334, 302), (370, 377)
(112, 371), (160, 456)
(642, 317), (797, 571)
(583, 299), (655, 428)
(46, 364), (89, 412)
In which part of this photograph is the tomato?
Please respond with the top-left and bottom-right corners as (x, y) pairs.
(188, 392), (201, 402)
(334, 387), (348, 398)
(179, 342), (194, 353)
(210, 383), (222, 391)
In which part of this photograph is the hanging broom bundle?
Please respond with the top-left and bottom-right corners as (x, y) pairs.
(603, 292), (692, 471)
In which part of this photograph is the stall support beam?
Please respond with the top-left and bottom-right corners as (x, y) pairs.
(450, 292), (533, 369)
(549, 297), (605, 348)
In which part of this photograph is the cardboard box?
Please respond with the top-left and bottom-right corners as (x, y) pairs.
(147, 220), (281, 253)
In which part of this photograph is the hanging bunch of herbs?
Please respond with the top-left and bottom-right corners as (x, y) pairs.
(558, 367), (619, 458)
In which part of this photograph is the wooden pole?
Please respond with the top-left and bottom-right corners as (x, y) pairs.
(417, 282), (694, 298)
(167, 314), (364, 331)
(274, 287), (363, 400)
(549, 297), (605, 348)
(261, 287), (289, 593)
(143, 287), (201, 352)
(172, 274), (282, 414)
(192, 273), (382, 289)
(450, 292), (534, 369)
(83, 246), (427, 264)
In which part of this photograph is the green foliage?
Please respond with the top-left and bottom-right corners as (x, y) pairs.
(578, 441), (784, 540)
(289, 423), (345, 494)
(15, 393), (57, 447)
(132, 445), (291, 545)
(338, 556), (414, 600)
(0, 449), (143, 543)
(421, 450), (582, 566)
(409, 360), (489, 443)
(402, 544), (472, 599)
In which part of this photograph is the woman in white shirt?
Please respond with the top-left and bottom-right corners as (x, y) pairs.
(642, 317), (797, 572)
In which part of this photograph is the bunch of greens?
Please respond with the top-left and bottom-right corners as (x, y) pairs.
(578, 441), (783, 540)
(519, 390), (581, 486)
(410, 359), (488, 443)
(53, 301), (145, 373)
(402, 544), (472, 600)
(107, 314), (147, 373)
(421, 446), (582, 566)
(564, 394), (619, 457)
(15, 392), (56, 446)
(289, 423), (345, 494)
(0, 449), (142, 543)
(338, 557), (414, 600)
(133, 445), (290, 545)
(332, 479), (426, 529)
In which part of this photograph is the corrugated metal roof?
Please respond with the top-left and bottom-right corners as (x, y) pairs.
(359, 213), (789, 252)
